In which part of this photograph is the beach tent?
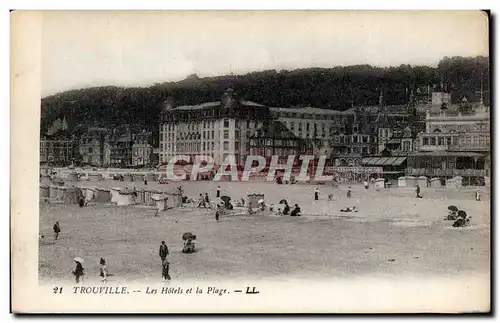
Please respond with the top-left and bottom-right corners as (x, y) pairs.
(95, 187), (111, 203)
(40, 185), (50, 199)
(64, 186), (80, 204)
(430, 178), (442, 188)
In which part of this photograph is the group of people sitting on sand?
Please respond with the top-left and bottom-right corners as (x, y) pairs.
(197, 193), (211, 208)
(445, 206), (471, 227)
(271, 200), (301, 217)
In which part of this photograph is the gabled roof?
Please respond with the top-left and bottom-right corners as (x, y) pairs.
(250, 120), (300, 140)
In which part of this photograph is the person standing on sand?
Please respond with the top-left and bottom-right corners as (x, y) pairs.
(475, 189), (481, 201)
(347, 187), (352, 198)
(162, 259), (171, 281)
(99, 258), (108, 283)
(72, 260), (84, 284)
(314, 187), (319, 201)
(215, 209), (220, 222)
(216, 186), (221, 198)
(159, 241), (169, 262)
(364, 181), (369, 189)
(53, 221), (61, 241)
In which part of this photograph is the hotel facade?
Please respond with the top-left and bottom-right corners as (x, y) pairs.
(158, 89), (270, 166)
(407, 104), (490, 182)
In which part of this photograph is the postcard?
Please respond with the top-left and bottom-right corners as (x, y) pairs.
(11, 10), (490, 313)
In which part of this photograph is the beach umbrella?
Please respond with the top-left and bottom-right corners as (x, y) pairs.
(73, 257), (84, 264)
(279, 199), (288, 205)
(258, 199), (265, 204)
(457, 210), (467, 219)
(448, 205), (458, 212)
(220, 196), (231, 203)
(182, 232), (194, 241)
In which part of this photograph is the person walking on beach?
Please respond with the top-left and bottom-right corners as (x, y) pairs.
(216, 186), (221, 198)
(159, 241), (169, 262)
(475, 189), (481, 201)
(215, 209), (220, 222)
(53, 221), (61, 241)
(416, 185), (422, 198)
(347, 187), (352, 198)
(314, 187), (320, 201)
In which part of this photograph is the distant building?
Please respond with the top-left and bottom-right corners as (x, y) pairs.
(248, 120), (312, 163)
(431, 91), (452, 106)
(330, 107), (379, 167)
(40, 137), (74, 166)
(109, 125), (134, 168)
(159, 89), (270, 165)
(407, 104), (490, 183)
(132, 130), (153, 167)
(376, 107), (423, 154)
(79, 128), (110, 166)
(269, 106), (350, 158)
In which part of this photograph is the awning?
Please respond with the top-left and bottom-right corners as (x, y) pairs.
(392, 157), (407, 166)
(375, 157), (390, 165)
(361, 156), (407, 166)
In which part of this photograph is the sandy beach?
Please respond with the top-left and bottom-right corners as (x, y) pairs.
(39, 180), (490, 284)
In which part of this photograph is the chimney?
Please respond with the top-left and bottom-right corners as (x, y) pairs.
(221, 88), (235, 107)
(163, 97), (175, 111)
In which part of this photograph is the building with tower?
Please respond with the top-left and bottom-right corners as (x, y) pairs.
(158, 88), (271, 166)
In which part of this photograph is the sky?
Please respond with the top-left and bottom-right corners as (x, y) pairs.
(41, 10), (489, 97)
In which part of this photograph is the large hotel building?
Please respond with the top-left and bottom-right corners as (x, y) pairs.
(158, 88), (353, 166)
(158, 88), (490, 184)
(159, 89), (269, 165)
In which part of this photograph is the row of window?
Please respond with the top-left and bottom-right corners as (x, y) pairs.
(249, 139), (297, 147)
(421, 135), (489, 147)
(276, 112), (347, 121)
(163, 119), (262, 132)
(249, 148), (299, 157)
(333, 135), (374, 144)
(334, 147), (375, 154)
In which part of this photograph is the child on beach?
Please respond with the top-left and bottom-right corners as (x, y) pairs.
(99, 258), (108, 282)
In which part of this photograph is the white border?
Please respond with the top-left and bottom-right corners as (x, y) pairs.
(5, 1), (498, 322)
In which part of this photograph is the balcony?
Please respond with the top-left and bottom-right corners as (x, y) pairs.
(406, 168), (486, 177)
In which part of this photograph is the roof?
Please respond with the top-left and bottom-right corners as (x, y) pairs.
(175, 101), (221, 110)
(174, 100), (267, 110)
(270, 107), (350, 116)
(409, 151), (485, 158)
(250, 120), (300, 140)
(362, 157), (407, 166)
